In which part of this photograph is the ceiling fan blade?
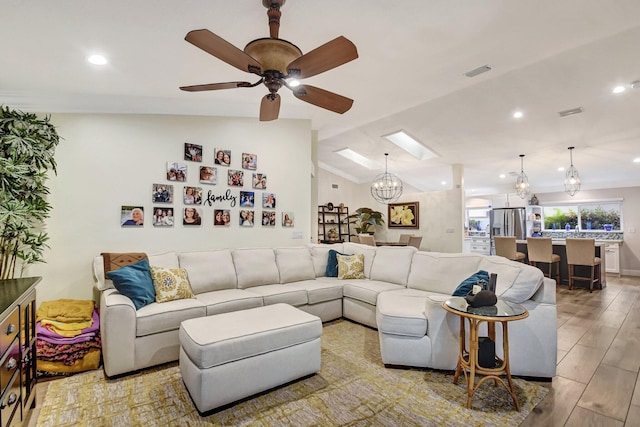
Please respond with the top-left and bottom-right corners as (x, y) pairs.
(260, 94), (281, 121)
(287, 36), (358, 79)
(293, 85), (353, 114)
(185, 29), (262, 75)
(180, 82), (253, 92)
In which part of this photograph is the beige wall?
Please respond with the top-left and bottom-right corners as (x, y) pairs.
(28, 114), (312, 303)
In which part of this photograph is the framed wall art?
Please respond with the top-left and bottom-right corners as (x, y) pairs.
(152, 207), (175, 227)
(184, 143), (203, 162)
(166, 162), (187, 182)
(214, 149), (231, 166)
(242, 153), (257, 170)
(152, 183), (173, 203)
(199, 166), (217, 185)
(282, 212), (294, 227)
(121, 206), (144, 227)
(227, 169), (244, 186)
(388, 202), (419, 229)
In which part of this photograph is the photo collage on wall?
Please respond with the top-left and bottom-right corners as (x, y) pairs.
(121, 142), (293, 228)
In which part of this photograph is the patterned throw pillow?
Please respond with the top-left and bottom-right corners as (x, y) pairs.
(336, 253), (365, 280)
(150, 266), (196, 303)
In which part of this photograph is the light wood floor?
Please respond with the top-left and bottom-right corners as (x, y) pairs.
(26, 274), (640, 426)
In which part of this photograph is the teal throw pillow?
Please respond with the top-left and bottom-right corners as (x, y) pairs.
(326, 249), (351, 277)
(107, 258), (156, 309)
(452, 270), (490, 297)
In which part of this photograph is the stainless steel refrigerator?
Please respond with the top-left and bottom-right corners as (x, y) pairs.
(490, 207), (526, 255)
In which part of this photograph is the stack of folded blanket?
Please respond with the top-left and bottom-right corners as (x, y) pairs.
(36, 299), (102, 376)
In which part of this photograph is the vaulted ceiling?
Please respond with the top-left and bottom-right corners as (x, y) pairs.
(3, 1), (640, 196)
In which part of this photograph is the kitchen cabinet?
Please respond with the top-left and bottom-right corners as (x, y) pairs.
(0, 277), (39, 427)
(318, 205), (351, 243)
(604, 242), (621, 276)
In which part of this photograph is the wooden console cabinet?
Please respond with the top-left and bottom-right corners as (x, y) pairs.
(0, 277), (40, 427)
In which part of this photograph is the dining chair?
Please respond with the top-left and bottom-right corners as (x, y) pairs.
(350, 235), (360, 244)
(494, 236), (526, 262)
(526, 237), (561, 283)
(565, 238), (601, 292)
(358, 234), (376, 246)
(407, 236), (422, 249)
(398, 234), (413, 245)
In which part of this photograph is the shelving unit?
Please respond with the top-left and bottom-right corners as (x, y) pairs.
(318, 205), (350, 243)
(526, 206), (542, 237)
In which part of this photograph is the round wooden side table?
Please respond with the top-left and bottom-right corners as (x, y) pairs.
(442, 297), (529, 410)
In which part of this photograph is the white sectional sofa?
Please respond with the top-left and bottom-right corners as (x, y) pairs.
(94, 242), (557, 379)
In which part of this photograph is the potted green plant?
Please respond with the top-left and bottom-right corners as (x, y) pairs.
(347, 207), (385, 235)
(0, 106), (60, 280)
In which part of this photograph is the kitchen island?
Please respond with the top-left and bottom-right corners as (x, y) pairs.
(516, 239), (614, 288)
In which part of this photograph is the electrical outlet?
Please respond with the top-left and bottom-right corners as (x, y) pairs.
(629, 227), (636, 233)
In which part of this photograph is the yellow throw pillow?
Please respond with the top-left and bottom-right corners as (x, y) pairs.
(150, 266), (196, 303)
(336, 253), (365, 280)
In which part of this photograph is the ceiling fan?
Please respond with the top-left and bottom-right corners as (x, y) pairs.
(180, 0), (358, 121)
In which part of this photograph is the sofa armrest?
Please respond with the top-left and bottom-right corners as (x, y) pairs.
(100, 289), (137, 377)
(424, 296), (460, 370)
(530, 277), (556, 305)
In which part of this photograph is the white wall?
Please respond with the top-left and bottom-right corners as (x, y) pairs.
(28, 114), (312, 303)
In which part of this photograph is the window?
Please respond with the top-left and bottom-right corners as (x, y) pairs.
(542, 201), (622, 231)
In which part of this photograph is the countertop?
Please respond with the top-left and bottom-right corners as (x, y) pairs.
(516, 239), (623, 245)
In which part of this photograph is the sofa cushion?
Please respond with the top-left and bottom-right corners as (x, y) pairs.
(195, 289), (264, 316)
(342, 279), (405, 305)
(452, 270), (490, 296)
(337, 254), (366, 279)
(369, 246), (417, 286)
(233, 248), (280, 288)
(286, 278), (343, 304)
(178, 250), (237, 293)
(148, 252), (180, 268)
(308, 243), (344, 277)
(326, 249), (350, 277)
(478, 256), (543, 303)
(376, 289), (429, 337)
(407, 252), (482, 294)
(343, 242), (377, 278)
(244, 284), (308, 306)
(106, 258), (155, 310)
(136, 298), (206, 337)
(275, 247), (316, 283)
(150, 266), (196, 303)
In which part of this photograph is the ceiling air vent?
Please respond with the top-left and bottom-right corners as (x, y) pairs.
(464, 65), (492, 78)
(558, 107), (584, 117)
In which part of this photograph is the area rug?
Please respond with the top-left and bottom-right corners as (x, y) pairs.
(37, 319), (548, 426)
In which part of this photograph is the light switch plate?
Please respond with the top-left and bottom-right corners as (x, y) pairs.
(292, 232), (303, 239)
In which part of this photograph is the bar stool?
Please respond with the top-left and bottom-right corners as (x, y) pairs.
(565, 238), (601, 292)
(526, 237), (561, 283)
(494, 236), (526, 262)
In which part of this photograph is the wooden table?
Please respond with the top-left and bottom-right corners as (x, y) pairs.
(442, 297), (529, 410)
(375, 242), (408, 247)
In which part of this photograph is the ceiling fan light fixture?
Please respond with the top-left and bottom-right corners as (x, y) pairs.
(244, 38), (302, 74)
(370, 153), (403, 204)
(564, 146), (581, 197)
(515, 154), (530, 199)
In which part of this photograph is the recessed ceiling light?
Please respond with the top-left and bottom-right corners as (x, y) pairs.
(87, 54), (107, 65)
(382, 130), (439, 160)
(633, 158), (640, 163)
(441, 181), (447, 186)
(513, 111), (523, 119)
(499, 174), (506, 179)
(612, 85), (626, 94)
(558, 166), (565, 172)
(334, 148), (381, 170)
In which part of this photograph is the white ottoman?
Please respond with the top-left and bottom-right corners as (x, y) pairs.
(179, 303), (322, 413)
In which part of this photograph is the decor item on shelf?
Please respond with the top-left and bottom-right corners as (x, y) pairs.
(0, 106), (60, 280)
(346, 207), (384, 235)
(564, 146), (581, 196)
(388, 202), (419, 229)
(370, 153), (403, 204)
(327, 228), (339, 240)
(515, 154), (530, 199)
(529, 194), (539, 206)
(179, 0), (358, 121)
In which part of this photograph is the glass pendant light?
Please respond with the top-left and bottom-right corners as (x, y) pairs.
(370, 153), (403, 204)
(515, 154), (530, 199)
(564, 146), (581, 197)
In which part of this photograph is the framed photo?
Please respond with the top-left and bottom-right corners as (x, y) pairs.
(282, 212), (294, 227)
(183, 186), (203, 205)
(167, 162), (187, 182)
(252, 173), (267, 189)
(242, 153), (257, 170)
(184, 143), (203, 162)
(152, 207), (175, 227)
(239, 210), (254, 227)
(227, 169), (244, 186)
(214, 209), (231, 226)
(199, 166), (217, 185)
(183, 207), (202, 225)
(388, 202), (419, 229)
(121, 206), (144, 227)
(240, 191), (255, 207)
(214, 149), (231, 166)
(152, 183), (173, 203)
(262, 192), (276, 208)
(262, 211), (276, 226)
